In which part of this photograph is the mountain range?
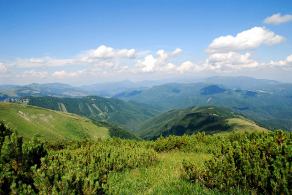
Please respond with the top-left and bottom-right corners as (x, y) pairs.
(1, 76), (292, 132)
(115, 78), (292, 131)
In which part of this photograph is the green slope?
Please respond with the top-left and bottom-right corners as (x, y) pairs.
(0, 102), (109, 142)
(28, 96), (160, 130)
(138, 106), (267, 139)
(115, 82), (292, 131)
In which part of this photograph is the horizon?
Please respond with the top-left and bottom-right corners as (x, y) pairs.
(0, 0), (292, 84)
(0, 75), (289, 87)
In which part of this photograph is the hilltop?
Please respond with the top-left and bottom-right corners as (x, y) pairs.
(0, 102), (110, 142)
(138, 106), (267, 139)
(115, 79), (292, 131)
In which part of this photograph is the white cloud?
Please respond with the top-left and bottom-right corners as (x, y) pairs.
(171, 48), (183, 56)
(138, 55), (157, 72)
(137, 48), (183, 73)
(0, 63), (8, 74)
(2, 40), (291, 83)
(79, 45), (136, 62)
(15, 57), (74, 68)
(264, 13), (292, 25)
(177, 61), (195, 73)
(206, 52), (258, 70)
(19, 70), (49, 78)
(52, 70), (84, 78)
(269, 54), (292, 67)
(207, 27), (284, 53)
(13, 45), (136, 68)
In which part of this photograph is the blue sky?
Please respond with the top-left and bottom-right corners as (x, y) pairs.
(0, 0), (292, 84)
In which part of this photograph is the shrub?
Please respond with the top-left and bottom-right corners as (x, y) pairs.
(153, 132), (218, 153)
(34, 139), (158, 194)
(0, 122), (47, 194)
(183, 131), (292, 194)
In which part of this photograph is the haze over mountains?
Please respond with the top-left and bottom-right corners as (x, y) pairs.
(1, 76), (292, 133)
(0, 76), (289, 97)
(0, 80), (165, 98)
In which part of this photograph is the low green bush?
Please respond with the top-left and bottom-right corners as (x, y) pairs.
(183, 131), (292, 194)
(153, 132), (218, 153)
(0, 123), (47, 194)
(34, 139), (158, 194)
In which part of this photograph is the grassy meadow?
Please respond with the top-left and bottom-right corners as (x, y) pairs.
(0, 102), (109, 142)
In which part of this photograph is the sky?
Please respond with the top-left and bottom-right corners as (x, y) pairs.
(0, 0), (292, 85)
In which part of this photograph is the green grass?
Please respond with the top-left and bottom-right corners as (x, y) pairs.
(0, 102), (109, 142)
(107, 151), (217, 194)
(226, 118), (267, 132)
(138, 106), (267, 139)
(28, 96), (160, 130)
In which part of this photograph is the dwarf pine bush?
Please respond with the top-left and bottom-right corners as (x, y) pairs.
(183, 131), (292, 194)
(0, 122), (47, 194)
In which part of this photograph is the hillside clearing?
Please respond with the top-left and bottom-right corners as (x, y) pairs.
(0, 102), (109, 142)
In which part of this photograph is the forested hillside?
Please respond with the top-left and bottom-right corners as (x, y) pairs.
(28, 96), (160, 130)
(139, 106), (267, 139)
(115, 81), (292, 131)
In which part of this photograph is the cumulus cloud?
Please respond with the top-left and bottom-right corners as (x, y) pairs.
(138, 55), (156, 72)
(204, 26), (286, 71)
(177, 61), (195, 73)
(2, 39), (290, 83)
(52, 70), (84, 78)
(19, 70), (49, 78)
(137, 48), (183, 73)
(264, 13), (292, 25)
(0, 63), (8, 74)
(79, 45), (136, 62)
(15, 57), (74, 68)
(207, 27), (284, 53)
(269, 54), (292, 67)
(206, 52), (258, 71)
(13, 45), (136, 68)
(171, 48), (183, 56)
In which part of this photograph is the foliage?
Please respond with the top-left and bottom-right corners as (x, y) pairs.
(139, 106), (266, 139)
(1, 118), (290, 194)
(107, 151), (214, 195)
(116, 81), (292, 131)
(152, 132), (218, 153)
(182, 131), (292, 194)
(28, 96), (160, 130)
(34, 139), (157, 194)
(108, 126), (139, 140)
(0, 122), (47, 194)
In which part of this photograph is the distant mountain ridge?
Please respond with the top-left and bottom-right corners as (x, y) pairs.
(2, 76), (292, 131)
(28, 96), (160, 130)
(138, 106), (267, 139)
(114, 79), (292, 131)
(0, 83), (88, 97)
(0, 80), (159, 98)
